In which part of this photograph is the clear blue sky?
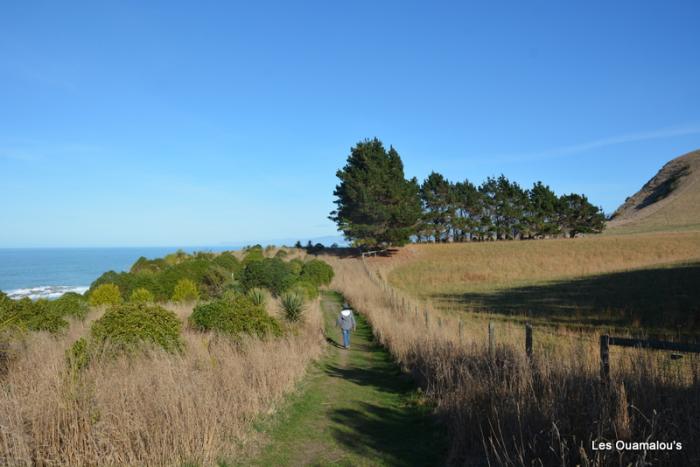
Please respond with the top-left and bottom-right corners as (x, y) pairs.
(2, 0), (699, 247)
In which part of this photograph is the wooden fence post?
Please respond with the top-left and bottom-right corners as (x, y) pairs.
(600, 335), (610, 382)
(424, 309), (430, 329)
(525, 323), (533, 359)
(458, 320), (464, 344)
(488, 322), (495, 360)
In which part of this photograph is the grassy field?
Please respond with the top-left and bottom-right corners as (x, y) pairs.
(382, 231), (700, 333)
(327, 255), (700, 466)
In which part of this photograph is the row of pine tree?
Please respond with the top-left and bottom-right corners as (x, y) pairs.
(330, 138), (606, 247)
(418, 172), (605, 242)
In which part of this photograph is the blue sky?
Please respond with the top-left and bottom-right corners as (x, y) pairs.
(1, 0), (699, 247)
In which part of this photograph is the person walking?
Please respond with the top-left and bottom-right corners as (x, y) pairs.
(336, 302), (356, 349)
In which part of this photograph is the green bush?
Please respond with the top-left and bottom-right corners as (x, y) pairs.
(280, 292), (305, 322)
(243, 247), (264, 264)
(89, 283), (123, 307)
(189, 295), (282, 338)
(50, 292), (89, 320)
(164, 249), (189, 265)
(221, 289), (240, 302)
(172, 279), (200, 303)
(91, 303), (183, 353)
(0, 292), (20, 332)
(0, 294), (70, 333)
(66, 337), (91, 371)
(288, 258), (304, 276)
(199, 267), (231, 298)
(130, 256), (167, 273)
(91, 251), (245, 303)
(300, 259), (334, 287)
(247, 287), (268, 307)
(291, 281), (319, 300)
(130, 287), (154, 303)
(213, 252), (242, 274)
(240, 258), (295, 296)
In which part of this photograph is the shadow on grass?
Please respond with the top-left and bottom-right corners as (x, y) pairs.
(325, 336), (345, 349)
(306, 246), (402, 259)
(329, 402), (444, 467)
(436, 262), (700, 334)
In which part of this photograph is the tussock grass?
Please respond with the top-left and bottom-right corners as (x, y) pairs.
(0, 299), (323, 466)
(327, 256), (700, 466)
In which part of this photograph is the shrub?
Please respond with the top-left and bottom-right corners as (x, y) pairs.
(172, 279), (200, 303)
(194, 251), (215, 261)
(246, 288), (268, 307)
(66, 337), (91, 371)
(280, 292), (305, 322)
(10, 298), (69, 333)
(288, 258), (304, 276)
(164, 249), (189, 265)
(130, 287), (154, 303)
(300, 259), (334, 287)
(291, 281), (319, 300)
(0, 292), (21, 332)
(199, 267), (231, 298)
(91, 252), (245, 303)
(240, 258), (295, 296)
(221, 289), (240, 302)
(274, 249), (288, 259)
(89, 283), (123, 307)
(91, 303), (183, 353)
(189, 295), (282, 338)
(130, 256), (167, 273)
(243, 247), (264, 264)
(213, 252), (241, 274)
(50, 292), (89, 320)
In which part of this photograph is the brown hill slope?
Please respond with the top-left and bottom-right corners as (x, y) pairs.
(607, 149), (700, 233)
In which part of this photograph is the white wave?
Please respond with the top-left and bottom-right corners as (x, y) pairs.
(4, 285), (89, 301)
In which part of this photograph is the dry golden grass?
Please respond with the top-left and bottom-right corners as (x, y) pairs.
(380, 231), (700, 332)
(326, 255), (700, 466)
(0, 298), (323, 466)
(386, 231), (700, 296)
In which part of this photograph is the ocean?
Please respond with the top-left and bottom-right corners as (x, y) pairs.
(0, 247), (235, 300)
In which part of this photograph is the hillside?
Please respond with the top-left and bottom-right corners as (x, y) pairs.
(607, 149), (700, 233)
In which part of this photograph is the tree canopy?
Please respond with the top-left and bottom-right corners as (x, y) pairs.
(331, 138), (606, 244)
(330, 138), (422, 247)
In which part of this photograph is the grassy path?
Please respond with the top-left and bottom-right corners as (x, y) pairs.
(248, 291), (445, 466)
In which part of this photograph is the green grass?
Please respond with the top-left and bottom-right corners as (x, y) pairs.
(240, 291), (446, 466)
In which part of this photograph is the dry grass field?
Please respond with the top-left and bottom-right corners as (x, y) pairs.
(0, 299), (324, 466)
(326, 254), (700, 466)
(382, 231), (700, 333)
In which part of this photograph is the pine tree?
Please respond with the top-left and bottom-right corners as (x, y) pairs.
(558, 193), (606, 237)
(479, 177), (498, 240)
(330, 138), (422, 247)
(420, 172), (454, 242)
(452, 179), (480, 241)
(528, 181), (560, 238)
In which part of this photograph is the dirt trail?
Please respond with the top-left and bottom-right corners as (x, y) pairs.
(247, 291), (445, 466)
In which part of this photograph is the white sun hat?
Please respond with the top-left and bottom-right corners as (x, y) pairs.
(341, 309), (351, 317)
